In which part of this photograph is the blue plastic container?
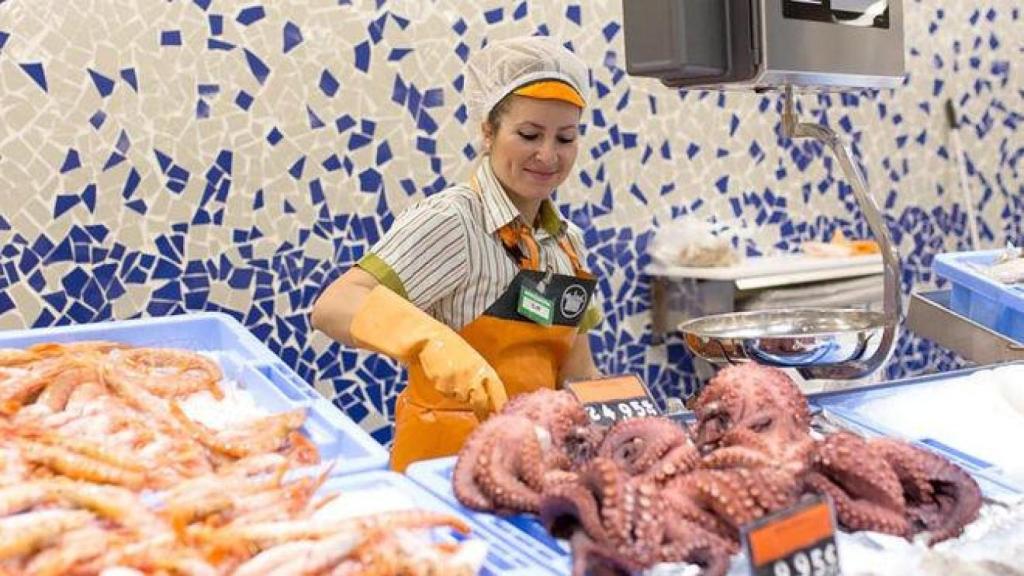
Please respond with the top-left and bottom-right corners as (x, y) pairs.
(933, 249), (1024, 343)
(0, 312), (388, 474)
(810, 363), (1024, 500)
(407, 457), (572, 576)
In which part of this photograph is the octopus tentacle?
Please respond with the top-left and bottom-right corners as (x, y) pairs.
(452, 417), (503, 511)
(666, 467), (801, 543)
(647, 442), (700, 484)
(701, 445), (776, 470)
(565, 530), (637, 576)
(815, 433), (906, 511)
(539, 462), (616, 544)
(661, 485), (738, 546)
(869, 438), (982, 544)
(474, 418), (545, 513)
(805, 433), (909, 537)
(804, 471), (909, 537)
(659, 519), (733, 576)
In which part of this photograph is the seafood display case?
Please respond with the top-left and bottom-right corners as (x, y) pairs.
(0, 312), (389, 474)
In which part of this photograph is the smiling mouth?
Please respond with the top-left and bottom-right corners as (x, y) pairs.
(525, 168), (558, 177)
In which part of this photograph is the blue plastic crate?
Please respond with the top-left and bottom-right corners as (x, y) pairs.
(809, 363), (1024, 501)
(407, 457), (572, 576)
(933, 249), (1024, 343)
(0, 312), (388, 474)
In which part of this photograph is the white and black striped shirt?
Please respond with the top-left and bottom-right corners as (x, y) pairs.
(359, 160), (600, 332)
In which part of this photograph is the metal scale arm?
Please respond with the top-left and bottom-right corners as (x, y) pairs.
(781, 86), (902, 379)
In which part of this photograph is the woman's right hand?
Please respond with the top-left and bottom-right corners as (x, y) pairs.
(313, 275), (507, 419)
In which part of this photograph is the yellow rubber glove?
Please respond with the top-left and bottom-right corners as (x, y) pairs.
(350, 286), (508, 419)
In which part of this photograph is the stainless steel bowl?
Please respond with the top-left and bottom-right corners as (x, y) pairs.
(679, 308), (890, 378)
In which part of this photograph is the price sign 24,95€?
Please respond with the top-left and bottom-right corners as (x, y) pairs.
(566, 374), (660, 426)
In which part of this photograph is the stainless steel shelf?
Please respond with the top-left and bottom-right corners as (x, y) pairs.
(907, 289), (1024, 364)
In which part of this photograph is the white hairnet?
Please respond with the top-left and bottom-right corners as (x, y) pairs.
(464, 36), (589, 126)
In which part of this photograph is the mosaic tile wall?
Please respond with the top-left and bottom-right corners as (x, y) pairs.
(0, 1), (1020, 444)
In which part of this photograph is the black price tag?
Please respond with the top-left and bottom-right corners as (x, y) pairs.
(743, 496), (842, 576)
(566, 375), (660, 427)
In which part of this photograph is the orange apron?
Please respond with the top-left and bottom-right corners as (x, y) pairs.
(389, 220), (596, 472)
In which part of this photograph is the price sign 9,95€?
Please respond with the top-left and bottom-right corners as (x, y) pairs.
(566, 375), (660, 426)
(742, 495), (842, 576)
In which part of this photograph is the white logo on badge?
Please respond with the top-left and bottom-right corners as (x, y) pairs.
(560, 285), (588, 319)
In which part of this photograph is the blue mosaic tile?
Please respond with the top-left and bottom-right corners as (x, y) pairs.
(88, 110), (106, 129)
(375, 142), (392, 165)
(236, 6), (265, 26)
(242, 48), (270, 84)
(60, 149), (81, 173)
(319, 69), (340, 96)
(354, 40), (370, 72)
(388, 47), (412, 61)
(19, 62), (47, 92)
(208, 14), (223, 35)
(160, 30), (182, 46)
(102, 151), (126, 171)
(88, 68), (115, 97)
(306, 105), (324, 129)
(283, 21), (303, 53)
(288, 156), (306, 179)
(208, 39), (234, 51)
(484, 7), (503, 24)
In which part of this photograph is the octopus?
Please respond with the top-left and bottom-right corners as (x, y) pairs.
(691, 363), (812, 462)
(454, 389), (606, 514)
(452, 363), (985, 575)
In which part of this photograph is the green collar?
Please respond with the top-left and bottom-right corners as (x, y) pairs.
(536, 199), (566, 238)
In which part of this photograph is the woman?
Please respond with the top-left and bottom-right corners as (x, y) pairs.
(311, 36), (602, 472)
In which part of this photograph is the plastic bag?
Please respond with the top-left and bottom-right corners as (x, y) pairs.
(650, 219), (743, 268)
(983, 242), (1024, 284)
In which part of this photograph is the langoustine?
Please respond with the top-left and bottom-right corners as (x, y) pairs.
(1, 340), (482, 575)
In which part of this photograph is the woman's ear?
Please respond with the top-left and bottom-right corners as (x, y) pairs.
(480, 121), (494, 153)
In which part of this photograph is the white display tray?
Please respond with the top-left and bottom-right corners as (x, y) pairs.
(647, 253), (883, 290)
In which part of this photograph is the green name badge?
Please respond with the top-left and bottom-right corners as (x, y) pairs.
(518, 285), (554, 325)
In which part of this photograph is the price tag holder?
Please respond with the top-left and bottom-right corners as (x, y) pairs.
(566, 374), (660, 426)
(742, 495), (842, 576)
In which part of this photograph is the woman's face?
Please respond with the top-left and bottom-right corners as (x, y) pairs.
(483, 95), (581, 205)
